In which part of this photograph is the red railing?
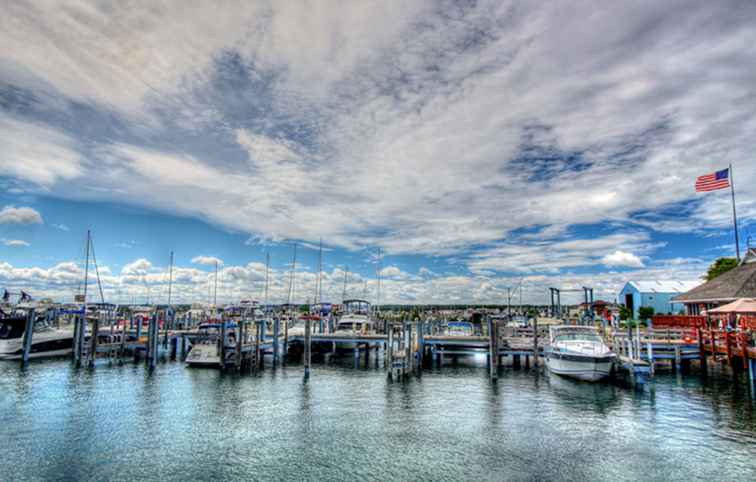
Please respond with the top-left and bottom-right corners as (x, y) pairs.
(652, 315), (705, 328)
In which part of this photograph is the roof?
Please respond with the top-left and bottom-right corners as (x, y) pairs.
(674, 248), (756, 303)
(627, 280), (700, 294)
(707, 298), (756, 314)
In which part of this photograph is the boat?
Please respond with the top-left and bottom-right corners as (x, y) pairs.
(185, 321), (237, 367)
(333, 299), (373, 349)
(544, 325), (615, 382)
(445, 321), (474, 336)
(0, 308), (74, 360)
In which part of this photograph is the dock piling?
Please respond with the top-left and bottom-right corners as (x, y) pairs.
(304, 315), (311, 380)
(20, 309), (35, 367)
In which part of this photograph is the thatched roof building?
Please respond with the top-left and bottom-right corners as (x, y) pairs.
(673, 248), (756, 314)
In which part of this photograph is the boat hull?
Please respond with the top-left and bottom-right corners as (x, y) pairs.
(185, 343), (221, 367)
(545, 352), (613, 382)
(0, 331), (74, 360)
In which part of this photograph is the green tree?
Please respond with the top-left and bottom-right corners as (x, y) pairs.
(619, 305), (632, 321)
(638, 306), (654, 321)
(705, 257), (738, 281)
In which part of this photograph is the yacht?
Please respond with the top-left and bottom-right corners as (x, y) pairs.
(0, 308), (74, 360)
(333, 299), (373, 348)
(545, 325), (615, 382)
(185, 321), (237, 367)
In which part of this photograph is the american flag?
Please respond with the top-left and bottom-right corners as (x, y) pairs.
(695, 168), (730, 192)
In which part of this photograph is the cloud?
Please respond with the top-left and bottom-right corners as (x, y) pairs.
(2, 239), (30, 247)
(0, 206), (43, 224)
(52, 224), (70, 231)
(1, 1), (755, 263)
(191, 256), (224, 266)
(601, 250), (645, 268)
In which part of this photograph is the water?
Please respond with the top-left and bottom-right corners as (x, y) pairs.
(2, 358), (755, 482)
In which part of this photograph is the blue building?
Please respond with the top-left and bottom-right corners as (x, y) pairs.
(618, 281), (699, 319)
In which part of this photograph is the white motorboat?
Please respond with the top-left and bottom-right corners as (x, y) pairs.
(185, 322), (236, 367)
(333, 299), (373, 349)
(0, 311), (74, 360)
(545, 325), (615, 382)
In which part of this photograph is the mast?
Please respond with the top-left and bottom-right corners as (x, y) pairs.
(317, 238), (323, 305)
(264, 252), (270, 309)
(730, 163), (741, 261)
(376, 248), (382, 315)
(167, 251), (174, 306)
(82, 230), (90, 317)
(213, 260), (218, 307)
(287, 243), (298, 306)
(342, 265), (348, 301)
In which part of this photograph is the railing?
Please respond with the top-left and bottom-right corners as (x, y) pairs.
(652, 315), (705, 328)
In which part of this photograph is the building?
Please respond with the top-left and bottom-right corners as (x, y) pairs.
(618, 280), (699, 319)
(673, 248), (756, 315)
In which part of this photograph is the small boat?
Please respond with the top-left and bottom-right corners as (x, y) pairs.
(0, 309), (74, 360)
(545, 325), (615, 382)
(185, 321), (237, 367)
(445, 321), (474, 336)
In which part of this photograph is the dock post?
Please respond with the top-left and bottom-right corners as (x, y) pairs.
(273, 317), (280, 366)
(119, 319), (127, 365)
(533, 316), (539, 367)
(20, 309), (35, 367)
(304, 313), (311, 380)
(647, 339), (654, 377)
(749, 357), (756, 393)
(235, 321), (243, 372)
(353, 346), (360, 368)
(147, 313), (158, 371)
(674, 346), (681, 372)
(417, 319), (425, 369)
(170, 336), (178, 360)
(284, 317), (289, 360)
(136, 316), (143, 340)
(488, 316), (498, 380)
(513, 354), (521, 369)
(387, 323), (394, 375)
(697, 326), (706, 373)
(219, 318), (227, 370)
(406, 321), (413, 375)
(72, 314), (81, 365)
(88, 314), (99, 368)
(180, 335), (187, 360)
(255, 321), (262, 371)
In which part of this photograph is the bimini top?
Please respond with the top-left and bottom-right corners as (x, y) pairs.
(342, 299), (371, 305)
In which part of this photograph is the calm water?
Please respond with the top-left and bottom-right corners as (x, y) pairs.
(2, 357), (755, 482)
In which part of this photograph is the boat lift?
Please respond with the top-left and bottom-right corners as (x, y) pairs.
(549, 287), (594, 323)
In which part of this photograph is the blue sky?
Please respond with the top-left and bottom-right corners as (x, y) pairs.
(1, 1), (755, 305)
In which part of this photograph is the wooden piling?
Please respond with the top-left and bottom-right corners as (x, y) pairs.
(147, 313), (158, 370)
(387, 323), (394, 374)
(304, 315), (311, 379)
(20, 309), (35, 367)
(219, 319), (227, 370)
(273, 317), (280, 366)
(72, 314), (81, 365)
(235, 321), (243, 371)
(487, 316), (498, 380)
(532, 316), (539, 367)
(88, 314), (99, 368)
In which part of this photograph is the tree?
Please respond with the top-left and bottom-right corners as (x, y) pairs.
(705, 257), (738, 281)
(638, 306), (654, 321)
(619, 305), (632, 321)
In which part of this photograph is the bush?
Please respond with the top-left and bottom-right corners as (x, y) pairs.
(638, 306), (655, 321)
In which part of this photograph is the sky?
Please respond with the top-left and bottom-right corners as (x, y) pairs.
(1, 1), (755, 306)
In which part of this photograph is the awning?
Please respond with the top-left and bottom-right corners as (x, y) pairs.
(707, 298), (756, 314)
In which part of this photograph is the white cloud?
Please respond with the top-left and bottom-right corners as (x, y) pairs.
(191, 256), (224, 266)
(2, 239), (30, 247)
(52, 224), (70, 231)
(1, 1), (755, 261)
(601, 250), (645, 268)
(0, 206), (43, 224)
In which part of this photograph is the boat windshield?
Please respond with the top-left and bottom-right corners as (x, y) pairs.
(0, 319), (25, 339)
(554, 332), (603, 343)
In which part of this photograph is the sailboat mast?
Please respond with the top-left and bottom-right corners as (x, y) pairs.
(317, 238), (323, 305)
(213, 260), (218, 307)
(82, 230), (90, 316)
(167, 251), (174, 306)
(264, 252), (270, 308)
(287, 243), (298, 306)
(342, 266), (348, 301)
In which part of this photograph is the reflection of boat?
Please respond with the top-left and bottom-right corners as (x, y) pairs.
(0, 309), (74, 360)
(185, 322), (237, 367)
(545, 326), (615, 382)
(446, 321), (474, 336)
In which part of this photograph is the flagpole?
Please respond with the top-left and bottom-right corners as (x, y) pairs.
(730, 163), (741, 261)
